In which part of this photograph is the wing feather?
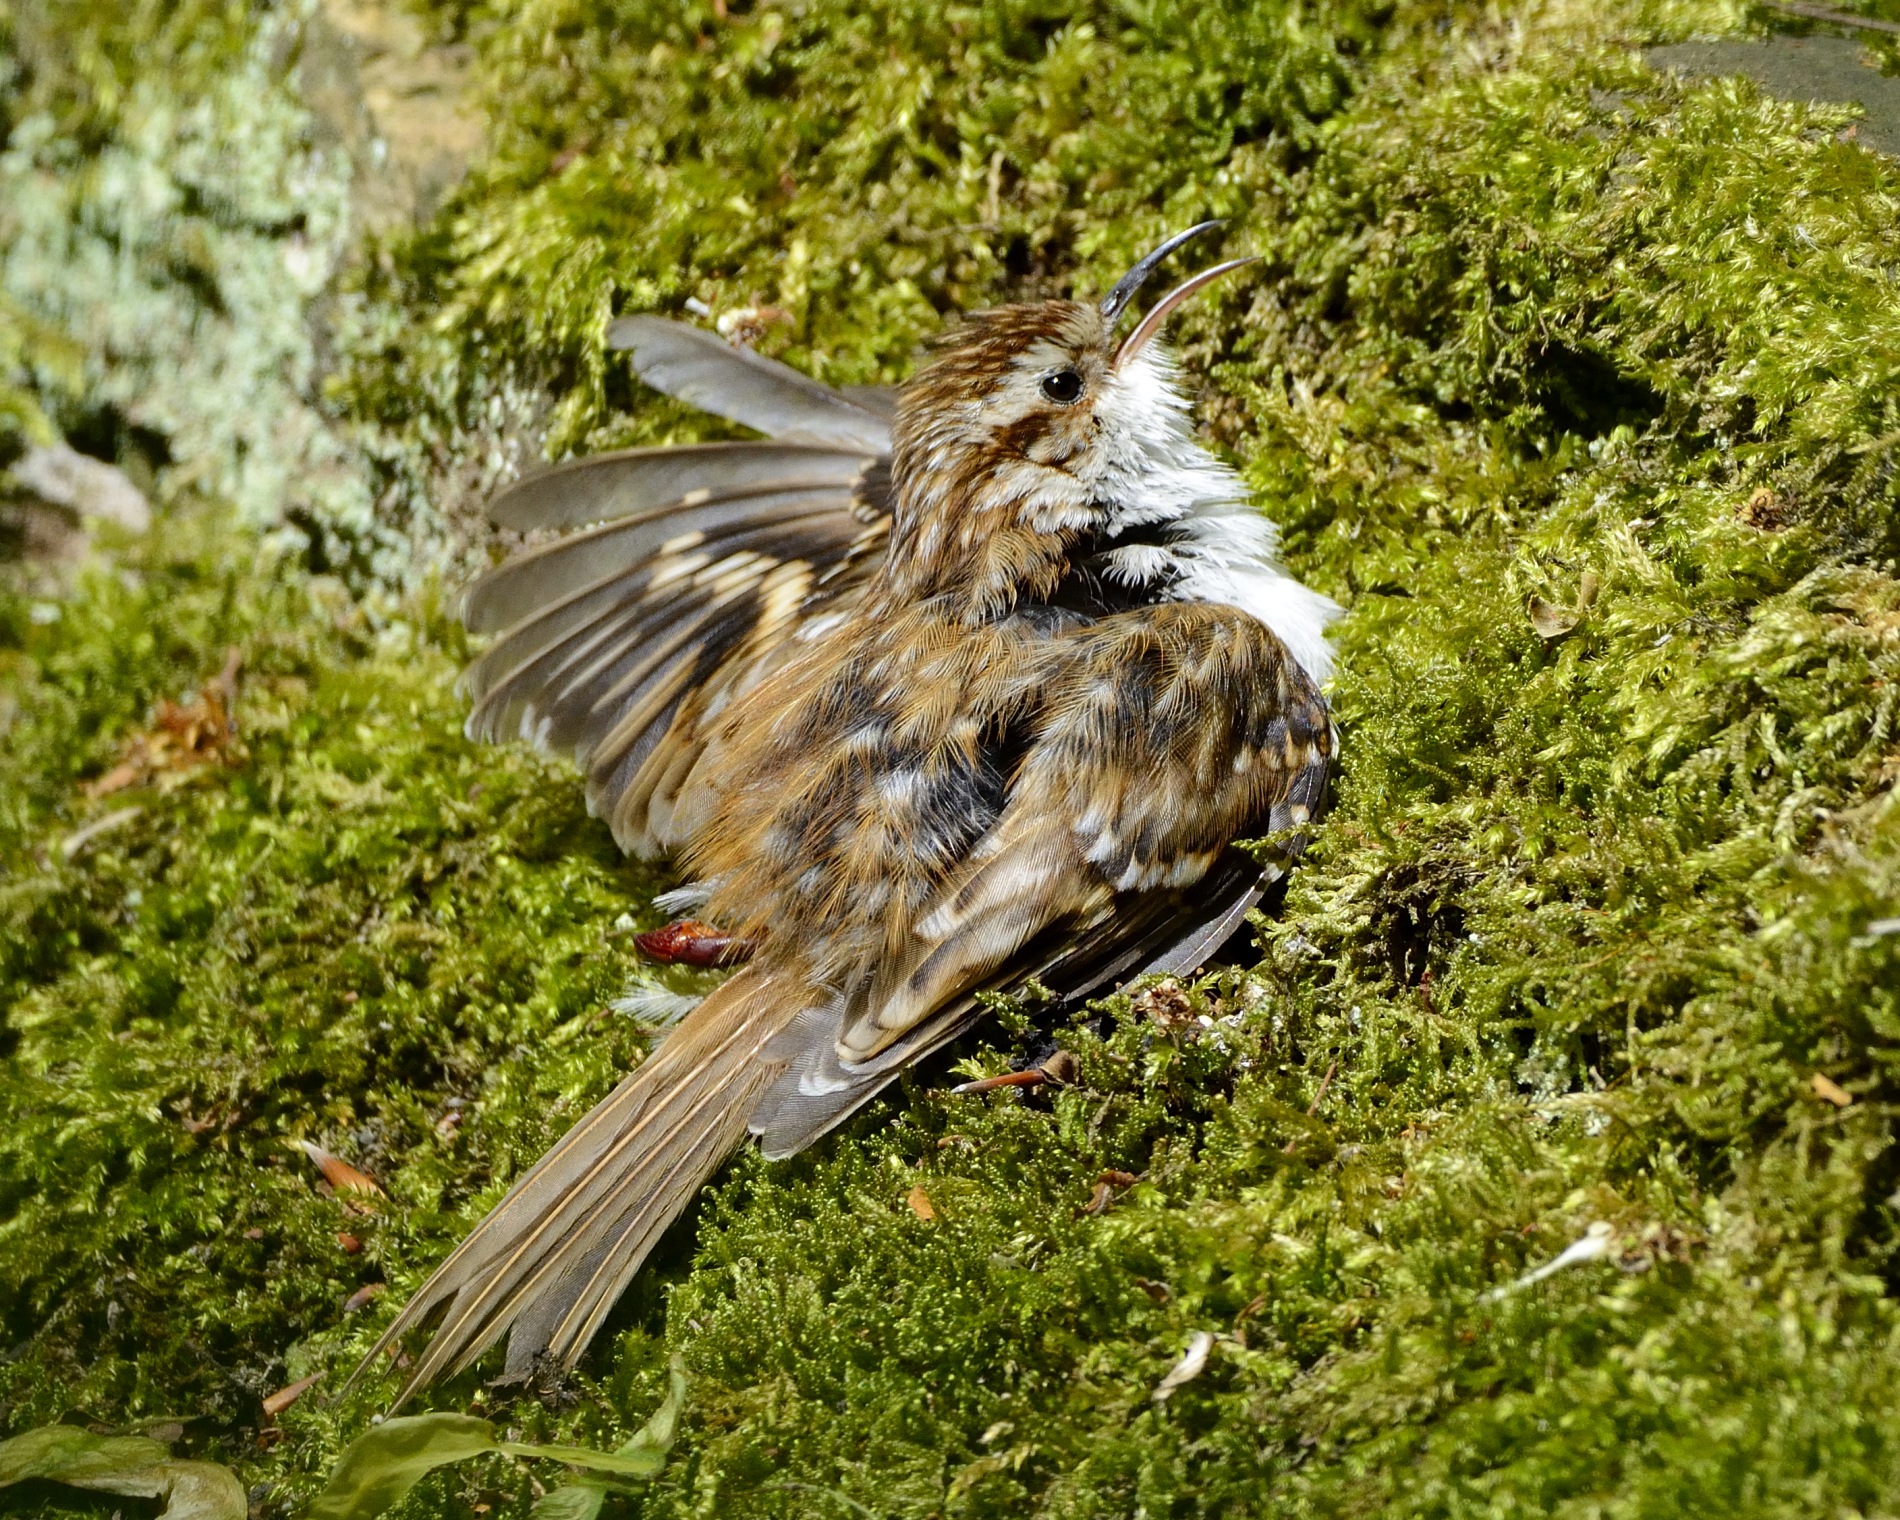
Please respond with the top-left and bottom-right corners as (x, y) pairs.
(489, 442), (876, 532)
(747, 606), (1335, 1156)
(462, 482), (859, 635)
(464, 517), (857, 757)
(607, 317), (893, 452)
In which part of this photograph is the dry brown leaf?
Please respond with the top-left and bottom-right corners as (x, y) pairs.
(906, 1185), (938, 1222)
(83, 648), (246, 798)
(1130, 979), (1194, 1027)
(1086, 1169), (1141, 1216)
(295, 1140), (386, 1199)
(342, 1283), (386, 1314)
(1039, 1049), (1079, 1085)
(1527, 597), (1581, 639)
(261, 1372), (323, 1420)
(1742, 486), (1787, 530)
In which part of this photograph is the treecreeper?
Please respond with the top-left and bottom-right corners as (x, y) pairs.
(354, 223), (1341, 1404)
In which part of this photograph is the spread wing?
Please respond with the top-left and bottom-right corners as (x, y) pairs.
(605, 316), (892, 451)
(746, 601), (1334, 1156)
(460, 319), (895, 856)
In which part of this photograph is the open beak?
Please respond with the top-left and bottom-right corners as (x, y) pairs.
(1113, 257), (1259, 370)
(1098, 221), (1226, 324)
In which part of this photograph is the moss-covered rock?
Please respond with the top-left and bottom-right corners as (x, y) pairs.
(6, 0), (1900, 1515)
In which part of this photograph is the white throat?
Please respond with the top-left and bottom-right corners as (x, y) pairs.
(1084, 345), (1340, 686)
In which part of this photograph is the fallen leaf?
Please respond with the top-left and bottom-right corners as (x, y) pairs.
(530, 1357), (687, 1520)
(906, 1185), (938, 1221)
(344, 1283), (386, 1314)
(1527, 597), (1580, 639)
(309, 1370), (687, 1520)
(262, 1372), (323, 1420)
(297, 1141), (386, 1199)
(83, 648), (246, 798)
(0, 1424), (244, 1520)
(1085, 1170), (1141, 1216)
(1811, 1072), (1854, 1107)
(1039, 1049), (1079, 1085)
(338, 1233), (363, 1254)
(1152, 1331), (1215, 1401)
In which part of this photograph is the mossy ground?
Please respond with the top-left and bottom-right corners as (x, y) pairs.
(6, 0), (1900, 1515)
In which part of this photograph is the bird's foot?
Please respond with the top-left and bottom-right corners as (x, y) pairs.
(633, 918), (756, 967)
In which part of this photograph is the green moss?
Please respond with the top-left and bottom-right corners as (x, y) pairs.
(7, 0), (1900, 1516)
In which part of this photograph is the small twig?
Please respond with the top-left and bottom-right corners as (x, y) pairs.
(952, 1049), (1078, 1095)
(951, 1069), (1045, 1095)
(1282, 1059), (1339, 1154)
(1761, 0), (1900, 35)
(1306, 1059), (1339, 1116)
(59, 804), (143, 859)
(213, 645), (243, 734)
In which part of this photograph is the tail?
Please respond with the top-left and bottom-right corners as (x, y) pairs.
(352, 967), (801, 1406)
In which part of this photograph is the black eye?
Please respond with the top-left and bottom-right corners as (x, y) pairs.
(1040, 368), (1084, 403)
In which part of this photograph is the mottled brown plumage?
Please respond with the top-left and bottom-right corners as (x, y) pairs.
(356, 226), (1339, 1404)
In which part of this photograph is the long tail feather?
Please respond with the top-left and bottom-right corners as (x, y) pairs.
(352, 968), (804, 1408)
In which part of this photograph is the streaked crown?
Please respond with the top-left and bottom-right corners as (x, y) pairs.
(875, 224), (1256, 619)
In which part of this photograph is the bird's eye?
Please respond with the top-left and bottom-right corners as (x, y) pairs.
(1040, 368), (1084, 404)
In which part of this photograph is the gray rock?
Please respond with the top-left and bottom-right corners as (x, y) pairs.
(1647, 35), (1900, 158)
(9, 443), (151, 533)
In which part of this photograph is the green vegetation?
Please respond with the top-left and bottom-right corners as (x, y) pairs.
(6, 0), (1900, 1515)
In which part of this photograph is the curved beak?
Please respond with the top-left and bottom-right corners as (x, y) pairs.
(1113, 257), (1259, 370)
(1098, 221), (1225, 324)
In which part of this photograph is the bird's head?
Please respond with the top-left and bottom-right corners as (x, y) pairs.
(878, 224), (1254, 619)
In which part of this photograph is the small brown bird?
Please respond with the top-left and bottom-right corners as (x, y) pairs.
(359, 225), (1339, 1402)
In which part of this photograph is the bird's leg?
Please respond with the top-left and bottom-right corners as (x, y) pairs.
(633, 919), (757, 967)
